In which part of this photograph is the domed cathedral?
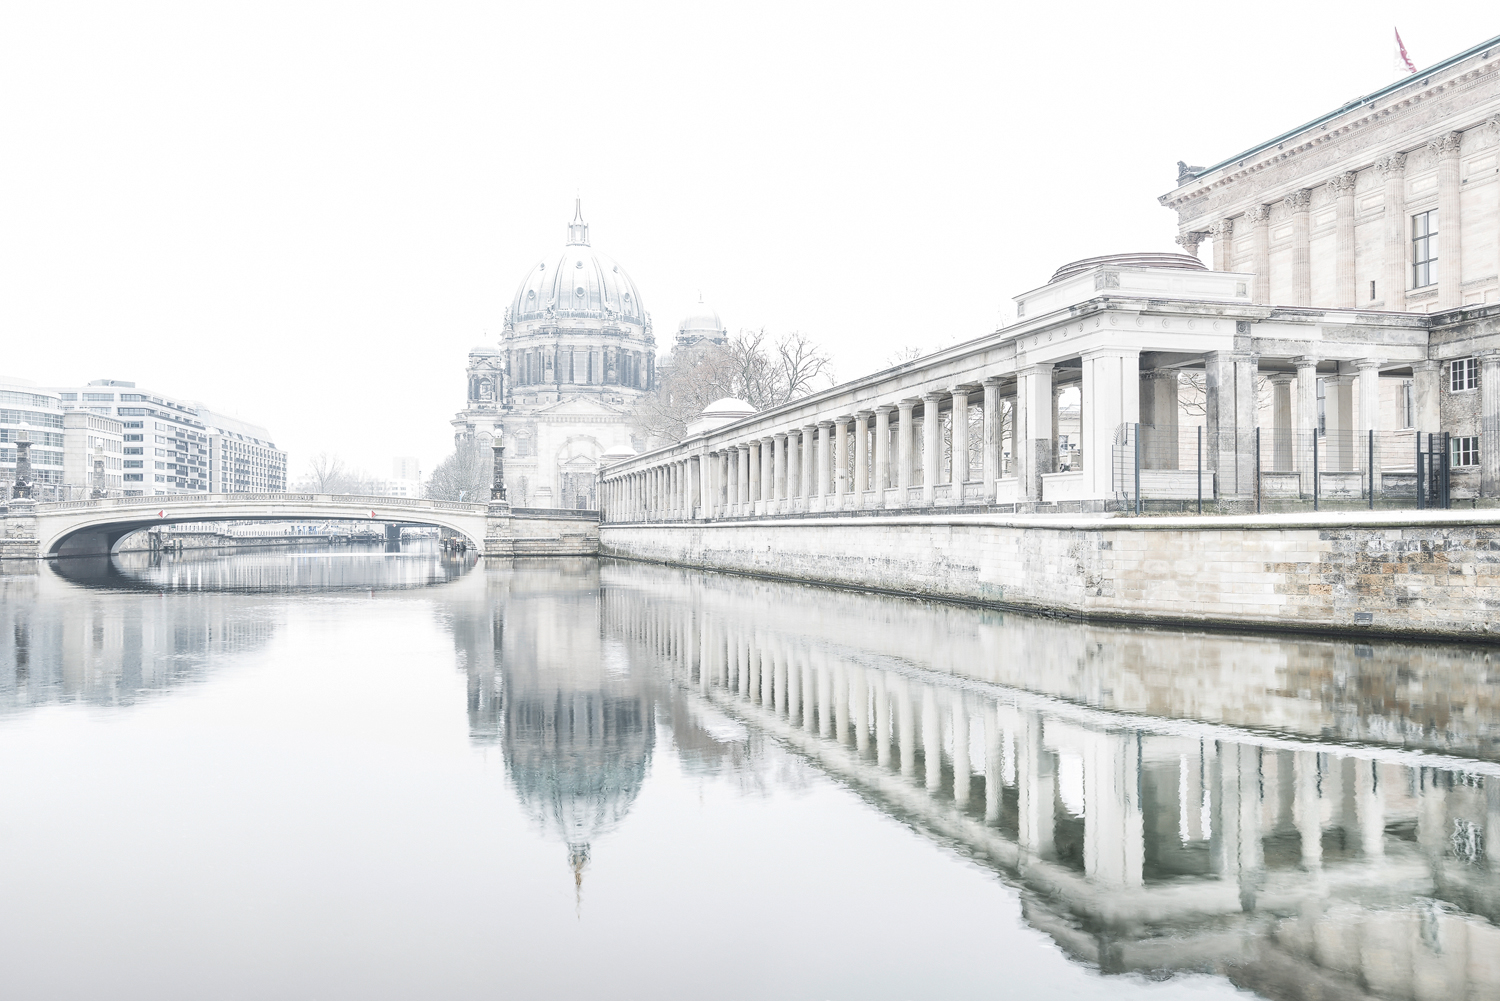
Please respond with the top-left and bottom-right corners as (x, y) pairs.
(675, 293), (727, 348)
(453, 200), (653, 509)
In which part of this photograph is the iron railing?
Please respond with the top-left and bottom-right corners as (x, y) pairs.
(1113, 424), (1456, 513)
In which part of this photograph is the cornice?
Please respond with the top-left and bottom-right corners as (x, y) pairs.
(1160, 53), (1500, 212)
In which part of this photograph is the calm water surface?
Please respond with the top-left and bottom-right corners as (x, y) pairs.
(2, 545), (1497, 1000)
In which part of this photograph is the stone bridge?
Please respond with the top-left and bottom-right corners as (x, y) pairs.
(0, 494), (599, 559)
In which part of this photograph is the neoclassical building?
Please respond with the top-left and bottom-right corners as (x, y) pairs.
(452, 202), (658, 508)
(1165, 36), (1500, 314)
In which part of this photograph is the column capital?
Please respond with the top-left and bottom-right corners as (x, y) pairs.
(1140, 367), (1178, 381)
(1478, 350), (1500, 368)
(801, 423), (818, 433)
(1429, 130), (1463, 158)
(831, 416), (853, 428)
(816, 419), (835, 429)
(773, 430), (790, 440)
(1175, 231), (1207, 253)
(1022, 362), (1054, 376)
(981, 375), (1004, 387)
(948, 385), (972, 399)
(1411, 359), (1439, 374)
(1208, 218), (1234, 238)
(1247, 203), (1273, 224)
(1267, 371), (1296, 385)
(1353, 358), (1385, 372)
(874, 402), (899, 415)
(1284, 188), (1312, 211)
(897, 398), (920, 410)
(1292, 354), (1319, 369)
(1376, 151), (1407, 176)
(853, 409), (874, 420)
(921, 390), (945, 402)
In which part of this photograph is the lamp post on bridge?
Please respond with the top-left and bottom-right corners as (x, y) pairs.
(490, 436), (508, 505)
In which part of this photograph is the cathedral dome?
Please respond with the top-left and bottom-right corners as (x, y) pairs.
(676, 294), (726, 345)
(508, 201), (647, 327)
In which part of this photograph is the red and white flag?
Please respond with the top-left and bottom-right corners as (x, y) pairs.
(1395, 28), (1417, 75)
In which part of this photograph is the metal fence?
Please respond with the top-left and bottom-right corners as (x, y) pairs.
(1112, 424), (1455, 513)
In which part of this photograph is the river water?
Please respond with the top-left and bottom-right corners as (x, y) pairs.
(1, 546), (1497, 1000)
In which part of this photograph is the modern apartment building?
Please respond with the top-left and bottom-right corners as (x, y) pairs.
(52, 380), (285, 496)
(1, 379), (66, 495)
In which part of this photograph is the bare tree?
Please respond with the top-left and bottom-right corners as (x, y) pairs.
(1178, 372), (1274, 422)
(306, 452), (351, 492)
(426, 441), (490, 502)
(632, 328), (834, 444)
(886, 345), (925, 367)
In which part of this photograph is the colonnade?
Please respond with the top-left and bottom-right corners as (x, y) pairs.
(603, 367), (1114, 520)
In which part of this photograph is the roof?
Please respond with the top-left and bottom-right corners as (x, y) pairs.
(1185, 33), (1500, 183)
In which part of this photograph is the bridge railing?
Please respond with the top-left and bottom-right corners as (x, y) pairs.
(32, 493), (489, 514)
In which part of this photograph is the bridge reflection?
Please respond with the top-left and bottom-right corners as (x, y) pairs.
(582, 563), (1500, 1000)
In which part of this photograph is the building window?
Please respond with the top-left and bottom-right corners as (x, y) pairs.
(1412, 210), (1438, 288)
(1451, 435), (1480, 467)
(124, 473), (143, 482)
(1451, 357), (1478, 392)
(1370, 280), (1377, 301)
(1399, 380), (1414, 428)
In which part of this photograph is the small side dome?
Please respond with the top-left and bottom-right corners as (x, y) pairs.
(469, 344), (500, 356)
(685, 398), (757, 438)
(600, 444), (636, 468)
(1050, 252), (1207, 284)
(676, 293), (727, 346)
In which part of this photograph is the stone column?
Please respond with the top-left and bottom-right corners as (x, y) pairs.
(896, 401), (915, 504)
(690, 455), (702, 518)
(874, 405), (892, 505)
(921, 392), (942, 506)
(834, 417), (850, 508)
(1138, 369), (1179, 470)
(1294, 356), (1319, 493)
(747, 441), (762, 515)
(1325, 372), (1354, 472)
(786, 430), (801, 509)
(1209, 219), (1233, 271)
(1248, 204), (1272, 303)
(982, 377), (1001, 500)
(1234, 352), (1259, 491)
(762, 437), (776, 512)
(853, 412), (869, 507)
(1332, 171), (1358, 308)
(1287, 188), (1312, 307)
(1269, 373), (1295, 472)
(1356, 360), (1383, 499)
(1433, 131), (1464, 310)
(732, 447), (750, 513)
(1482, 352), (1500, 498)
(1205, 351), (1257, 495)
(1081, 349), (1142, 499)
(1379, 153), (1407, 310)
(773, 433), (788, 513)
(815, 421), (832, 511)
(950, 388), (970, 496)
(1412, 360), (1441, 432)
(1018, 364), (1053, 502)
(801, 424), (817, 508)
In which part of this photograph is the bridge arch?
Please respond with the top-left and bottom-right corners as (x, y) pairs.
(35, 495), (490, 558)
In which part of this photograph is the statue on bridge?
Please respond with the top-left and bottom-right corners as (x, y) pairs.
(10, 433), (34, 500)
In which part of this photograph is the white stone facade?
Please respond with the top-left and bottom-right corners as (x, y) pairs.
(1164, 36), (1500, 313)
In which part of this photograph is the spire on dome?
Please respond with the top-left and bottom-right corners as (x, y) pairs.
(567, 198), (590, 246)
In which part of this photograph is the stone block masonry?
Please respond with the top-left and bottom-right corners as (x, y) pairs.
(600, 511), (1500, 641)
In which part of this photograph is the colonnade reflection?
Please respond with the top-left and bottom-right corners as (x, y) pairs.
(587, 563), (1500, 1000)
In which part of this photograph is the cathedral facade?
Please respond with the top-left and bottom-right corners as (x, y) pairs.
(451, 202), (656, 509)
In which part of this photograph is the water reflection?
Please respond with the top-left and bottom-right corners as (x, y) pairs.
(578, 563), (1500, 1000)
(52, 542), (475, 593)
(0, 544), (476, 717)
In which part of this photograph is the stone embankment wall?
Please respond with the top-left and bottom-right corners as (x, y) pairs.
(601, 512), (1500, 641)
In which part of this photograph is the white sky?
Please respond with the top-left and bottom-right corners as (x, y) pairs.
(1, 2), (1495, 478)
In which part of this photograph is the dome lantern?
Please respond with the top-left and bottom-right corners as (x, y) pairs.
(567, 198), (590, 247)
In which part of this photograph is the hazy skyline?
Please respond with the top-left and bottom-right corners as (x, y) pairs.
(2, 2), (1494, 477)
